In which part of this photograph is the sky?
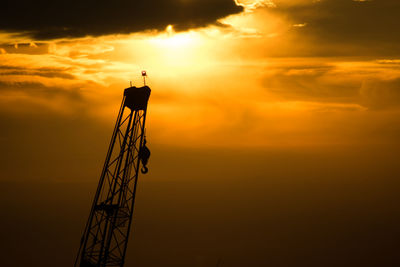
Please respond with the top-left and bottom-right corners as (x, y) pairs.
(1, 0), (400, 266)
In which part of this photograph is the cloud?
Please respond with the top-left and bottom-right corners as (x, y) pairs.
(0, 65), (76, 80)
(1, 0), (243, 40)
(0, 81), (79, 97)
(1, 27), (400, 148)
(262, 62), (360, 102)
(266, 0), (400, 56)
(235, 0), (276, 11)
(360, 78), (400, 110)
(262, 59), (400, 110)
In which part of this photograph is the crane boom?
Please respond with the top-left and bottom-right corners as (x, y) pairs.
(75, 85), (151, 267)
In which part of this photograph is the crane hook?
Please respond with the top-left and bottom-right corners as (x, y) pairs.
(141, 166), (148, 174)
(139, 137), (150, 174)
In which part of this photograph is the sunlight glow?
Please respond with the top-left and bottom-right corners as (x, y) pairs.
(149, 25), (195, 48)
(144, 25), (205, 67)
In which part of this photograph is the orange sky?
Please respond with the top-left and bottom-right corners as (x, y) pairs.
(1, 0), (400, 150)
(1, 1), (400, 267)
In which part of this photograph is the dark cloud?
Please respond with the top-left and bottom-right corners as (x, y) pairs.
(272, 0), (400, 56)
(1, 0), (243, 40)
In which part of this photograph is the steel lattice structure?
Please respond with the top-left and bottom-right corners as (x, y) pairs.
(75, 86), (151, 267)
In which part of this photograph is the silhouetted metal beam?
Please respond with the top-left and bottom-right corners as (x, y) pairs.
(75, 86), (151, 267)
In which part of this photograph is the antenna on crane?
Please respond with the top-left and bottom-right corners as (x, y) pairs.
(142, 70), (147, 86)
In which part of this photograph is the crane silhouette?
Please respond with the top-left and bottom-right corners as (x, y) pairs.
(75, 83), (151, 267)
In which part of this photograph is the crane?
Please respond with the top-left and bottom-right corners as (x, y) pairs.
(75, 81), (151, 267)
